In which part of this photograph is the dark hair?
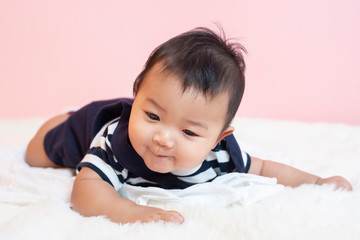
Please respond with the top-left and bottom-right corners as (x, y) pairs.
(133, 27), (246, 130)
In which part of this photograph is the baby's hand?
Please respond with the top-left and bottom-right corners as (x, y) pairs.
(130, 205), (184, 224)
(316, 176), (353, 191)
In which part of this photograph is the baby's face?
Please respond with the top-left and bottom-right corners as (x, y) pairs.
(128, 63), (233, 174)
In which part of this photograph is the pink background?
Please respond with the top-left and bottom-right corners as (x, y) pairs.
(1, 0), (359, 125)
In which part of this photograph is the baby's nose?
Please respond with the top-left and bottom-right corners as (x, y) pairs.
(152, 132), (175, 149)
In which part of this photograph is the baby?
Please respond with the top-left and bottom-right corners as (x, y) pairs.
(25, 27), (352, 224)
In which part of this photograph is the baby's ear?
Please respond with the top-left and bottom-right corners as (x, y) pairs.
(213, 126), (234, 148)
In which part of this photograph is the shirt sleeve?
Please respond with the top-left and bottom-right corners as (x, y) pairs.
(207, 134), (251, 174)
(77, 153), (123, 192)
(225, 134), (251, 173)
(76, 118), (125, 192)
(44, 98), (131, 168)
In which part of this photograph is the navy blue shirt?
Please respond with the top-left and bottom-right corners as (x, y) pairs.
(44, 98), (251, 190)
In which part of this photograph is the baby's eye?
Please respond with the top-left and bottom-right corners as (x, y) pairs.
(146, 112), (160, 121)
(183, 129), (198, 137)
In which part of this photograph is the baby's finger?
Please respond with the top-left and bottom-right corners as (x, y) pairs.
(161, 210), (184, 224)
(327, 176), (353, 191)
(337, 181), (353, 191)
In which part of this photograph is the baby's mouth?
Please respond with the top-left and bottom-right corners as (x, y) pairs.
(151, 151), (172, 159)
(148, 146), (172, 158)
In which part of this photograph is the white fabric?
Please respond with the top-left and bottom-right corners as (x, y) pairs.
(1, 117), (360, 240)
(120, 173), (284, 206)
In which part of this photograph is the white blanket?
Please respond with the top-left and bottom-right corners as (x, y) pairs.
(1, 117), (360, 240)
(121, 173), (283, 207)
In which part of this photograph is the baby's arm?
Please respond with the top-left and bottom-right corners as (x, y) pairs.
(71, 167), (184, 224)
(248, 157), (352, 190)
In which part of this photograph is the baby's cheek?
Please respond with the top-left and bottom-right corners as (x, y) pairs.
(180, 146), (209, 168)
(129, 122), (147, 151)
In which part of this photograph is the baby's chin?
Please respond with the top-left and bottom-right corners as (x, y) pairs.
(147, 166), (173, 174)
(142, 154), (201, 174)
(144, 161), (194, 174)
(143, 159), (175, 174)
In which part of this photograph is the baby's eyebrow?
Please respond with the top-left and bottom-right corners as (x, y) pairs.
(145, 97), (208, 129)
(146, 98), (167, 113)
(184, 119), (208, 130)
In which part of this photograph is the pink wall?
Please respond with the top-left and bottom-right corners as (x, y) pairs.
(1, 0), (359, 125)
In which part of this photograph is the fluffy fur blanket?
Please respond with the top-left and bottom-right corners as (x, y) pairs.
(1, 118), (359, 240)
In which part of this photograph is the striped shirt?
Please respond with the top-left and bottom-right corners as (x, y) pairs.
(44, 98), (251, 190)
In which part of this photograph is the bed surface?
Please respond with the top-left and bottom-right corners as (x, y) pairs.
(1, 117), (359, 240)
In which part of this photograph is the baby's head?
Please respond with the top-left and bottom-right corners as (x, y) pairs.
(129, 27), (247, 173)
(133, 27), (246, 130)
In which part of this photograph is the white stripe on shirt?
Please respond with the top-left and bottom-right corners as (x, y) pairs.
(178, 168), (217, 183)
(81, 154), (123, 192)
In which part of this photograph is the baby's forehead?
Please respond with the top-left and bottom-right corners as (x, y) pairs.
(140, 61), (230, 109)
(174, 83), (231, 117)
(181, 85), (230, 106)
(160, 66), (231, 101)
